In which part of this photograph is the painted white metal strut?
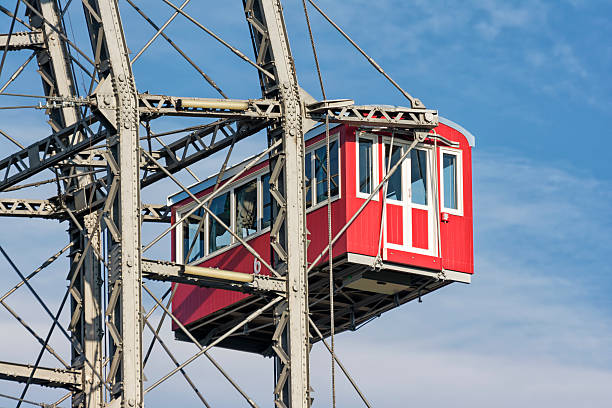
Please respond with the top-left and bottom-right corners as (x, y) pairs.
(243, 1), (310, 406)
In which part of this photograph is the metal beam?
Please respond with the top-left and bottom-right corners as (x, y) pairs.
(140, 117), (269, 187)
(306, 101), (439, 129)
(0, 116), (102, 192)
(139, 94), (281, 120)
(0, 198), (61, 218)
(0, 361), (81, 391)
(0, 198), (169, 223)
(0, 30), (44, 50)
(141, 259), (286, 293)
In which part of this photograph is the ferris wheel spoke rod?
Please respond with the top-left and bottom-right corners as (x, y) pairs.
(20, 0), (96, 67)
(12, 279), (72, 408)
(0, 128), (25, 149)
(51, 391), (71, 408)
(0, 4), (32, 30)
(0, 245), (112, 393)
(0, 299), (70, 368)
(0, 391), (50, 408)
(142, 284), (260, 408)
(0, 0), (20, 82)
(145, 295), (284, 394)
(142, 311), (213, 408)
(309, 317), (373, 408)
(161, 0), (276, 81)
(140, 120), (201, 183)
(142, 286), (175, 369)
(306, 0), (420, 108)
(0, 243), (73, 303)
(141, 138), (281, 254)
(130, 0), (190, 64)
(307, 136), (420, 274)
(0, 51), (36, 94)
(127, 0), (227, 98)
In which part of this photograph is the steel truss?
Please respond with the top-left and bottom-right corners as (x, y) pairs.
(0, 1), (439, 407)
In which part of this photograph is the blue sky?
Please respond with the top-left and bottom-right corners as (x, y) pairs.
(0, 0), (611, 406)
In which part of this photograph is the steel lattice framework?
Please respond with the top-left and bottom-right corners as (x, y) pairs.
(0, 1), (440, 407)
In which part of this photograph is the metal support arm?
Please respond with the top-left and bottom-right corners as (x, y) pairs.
(0, 361), (81, 391)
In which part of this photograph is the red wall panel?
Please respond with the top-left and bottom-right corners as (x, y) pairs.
(386, 205), (403, 245)
(411, 208), (429, 250)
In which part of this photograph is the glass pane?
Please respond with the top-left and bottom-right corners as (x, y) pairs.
(235, 179), (258, 238)
(443, 153), (458, 209)
(385, 144), (403, 201)
(182, 208), (204, 263)
(330, 140), (339, 198)
(411, 149), (428, 205)
(262, 174), (271, 229)
(208, 192), (231, 253)
(315, 145), (327, 203)
(359, 139), (373, 194)
(305, 152), (312, 208)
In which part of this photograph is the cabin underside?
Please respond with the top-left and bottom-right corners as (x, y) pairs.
(174, 254), (470, 355)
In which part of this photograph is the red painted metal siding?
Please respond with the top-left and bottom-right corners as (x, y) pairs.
(436, 123), (474, 274)
(411, 208), (429, 250)
(386, 205), (403, 245)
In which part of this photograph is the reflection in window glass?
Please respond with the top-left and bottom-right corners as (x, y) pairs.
(411, 149), (428, 205)
(235, 179), (257, 238)
(385, 144), (403, 201)
(314, 141), (339, 203)
(359, 139), (373, 194)
(182, 208), (204, 263)
(208, 192), (231, 253)
(443, 153), (458, 209)
(305, 152), (312, 208)
(261, 174), (271, 229)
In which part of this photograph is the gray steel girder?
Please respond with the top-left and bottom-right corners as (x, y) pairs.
(142, 259), (286, 293)
(0, 198), (169, 223)
(0, 30), (44, 50)
(0, 360), (82, 391)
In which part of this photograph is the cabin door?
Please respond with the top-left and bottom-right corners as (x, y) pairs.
(383, 141), (436, 256)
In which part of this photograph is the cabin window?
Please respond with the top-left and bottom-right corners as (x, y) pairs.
(411, 149), (428, 205)
(358, 138), (374, 194)
(208, 192), (231, 253)
(182, 208), (205, 263)
(261, 173), (271, 229)
(314, 140), (339, 203)
(384, 144), (403, 201)
(235, 179), (258, 238)
(441, 149), (462, 214)
(305, 152), (312, 208)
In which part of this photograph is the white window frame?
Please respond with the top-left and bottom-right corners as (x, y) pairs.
(305, 134), (342, 213)
(355, 132), (378, 200)
(439, 147), (463, 216)
(381, 137), (437, 257)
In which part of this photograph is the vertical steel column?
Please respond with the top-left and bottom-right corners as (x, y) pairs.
(81, 0), (142, 405)
(81, 212), (104, 408)
(26, 0), (79, 132)
(243, 1), (310, 407)
(26, 3), (103, 407)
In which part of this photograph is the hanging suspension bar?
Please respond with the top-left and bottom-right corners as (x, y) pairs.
(306, 0), (423, 108)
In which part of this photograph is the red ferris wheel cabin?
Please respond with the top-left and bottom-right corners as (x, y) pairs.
(168, 118), (475, 353)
